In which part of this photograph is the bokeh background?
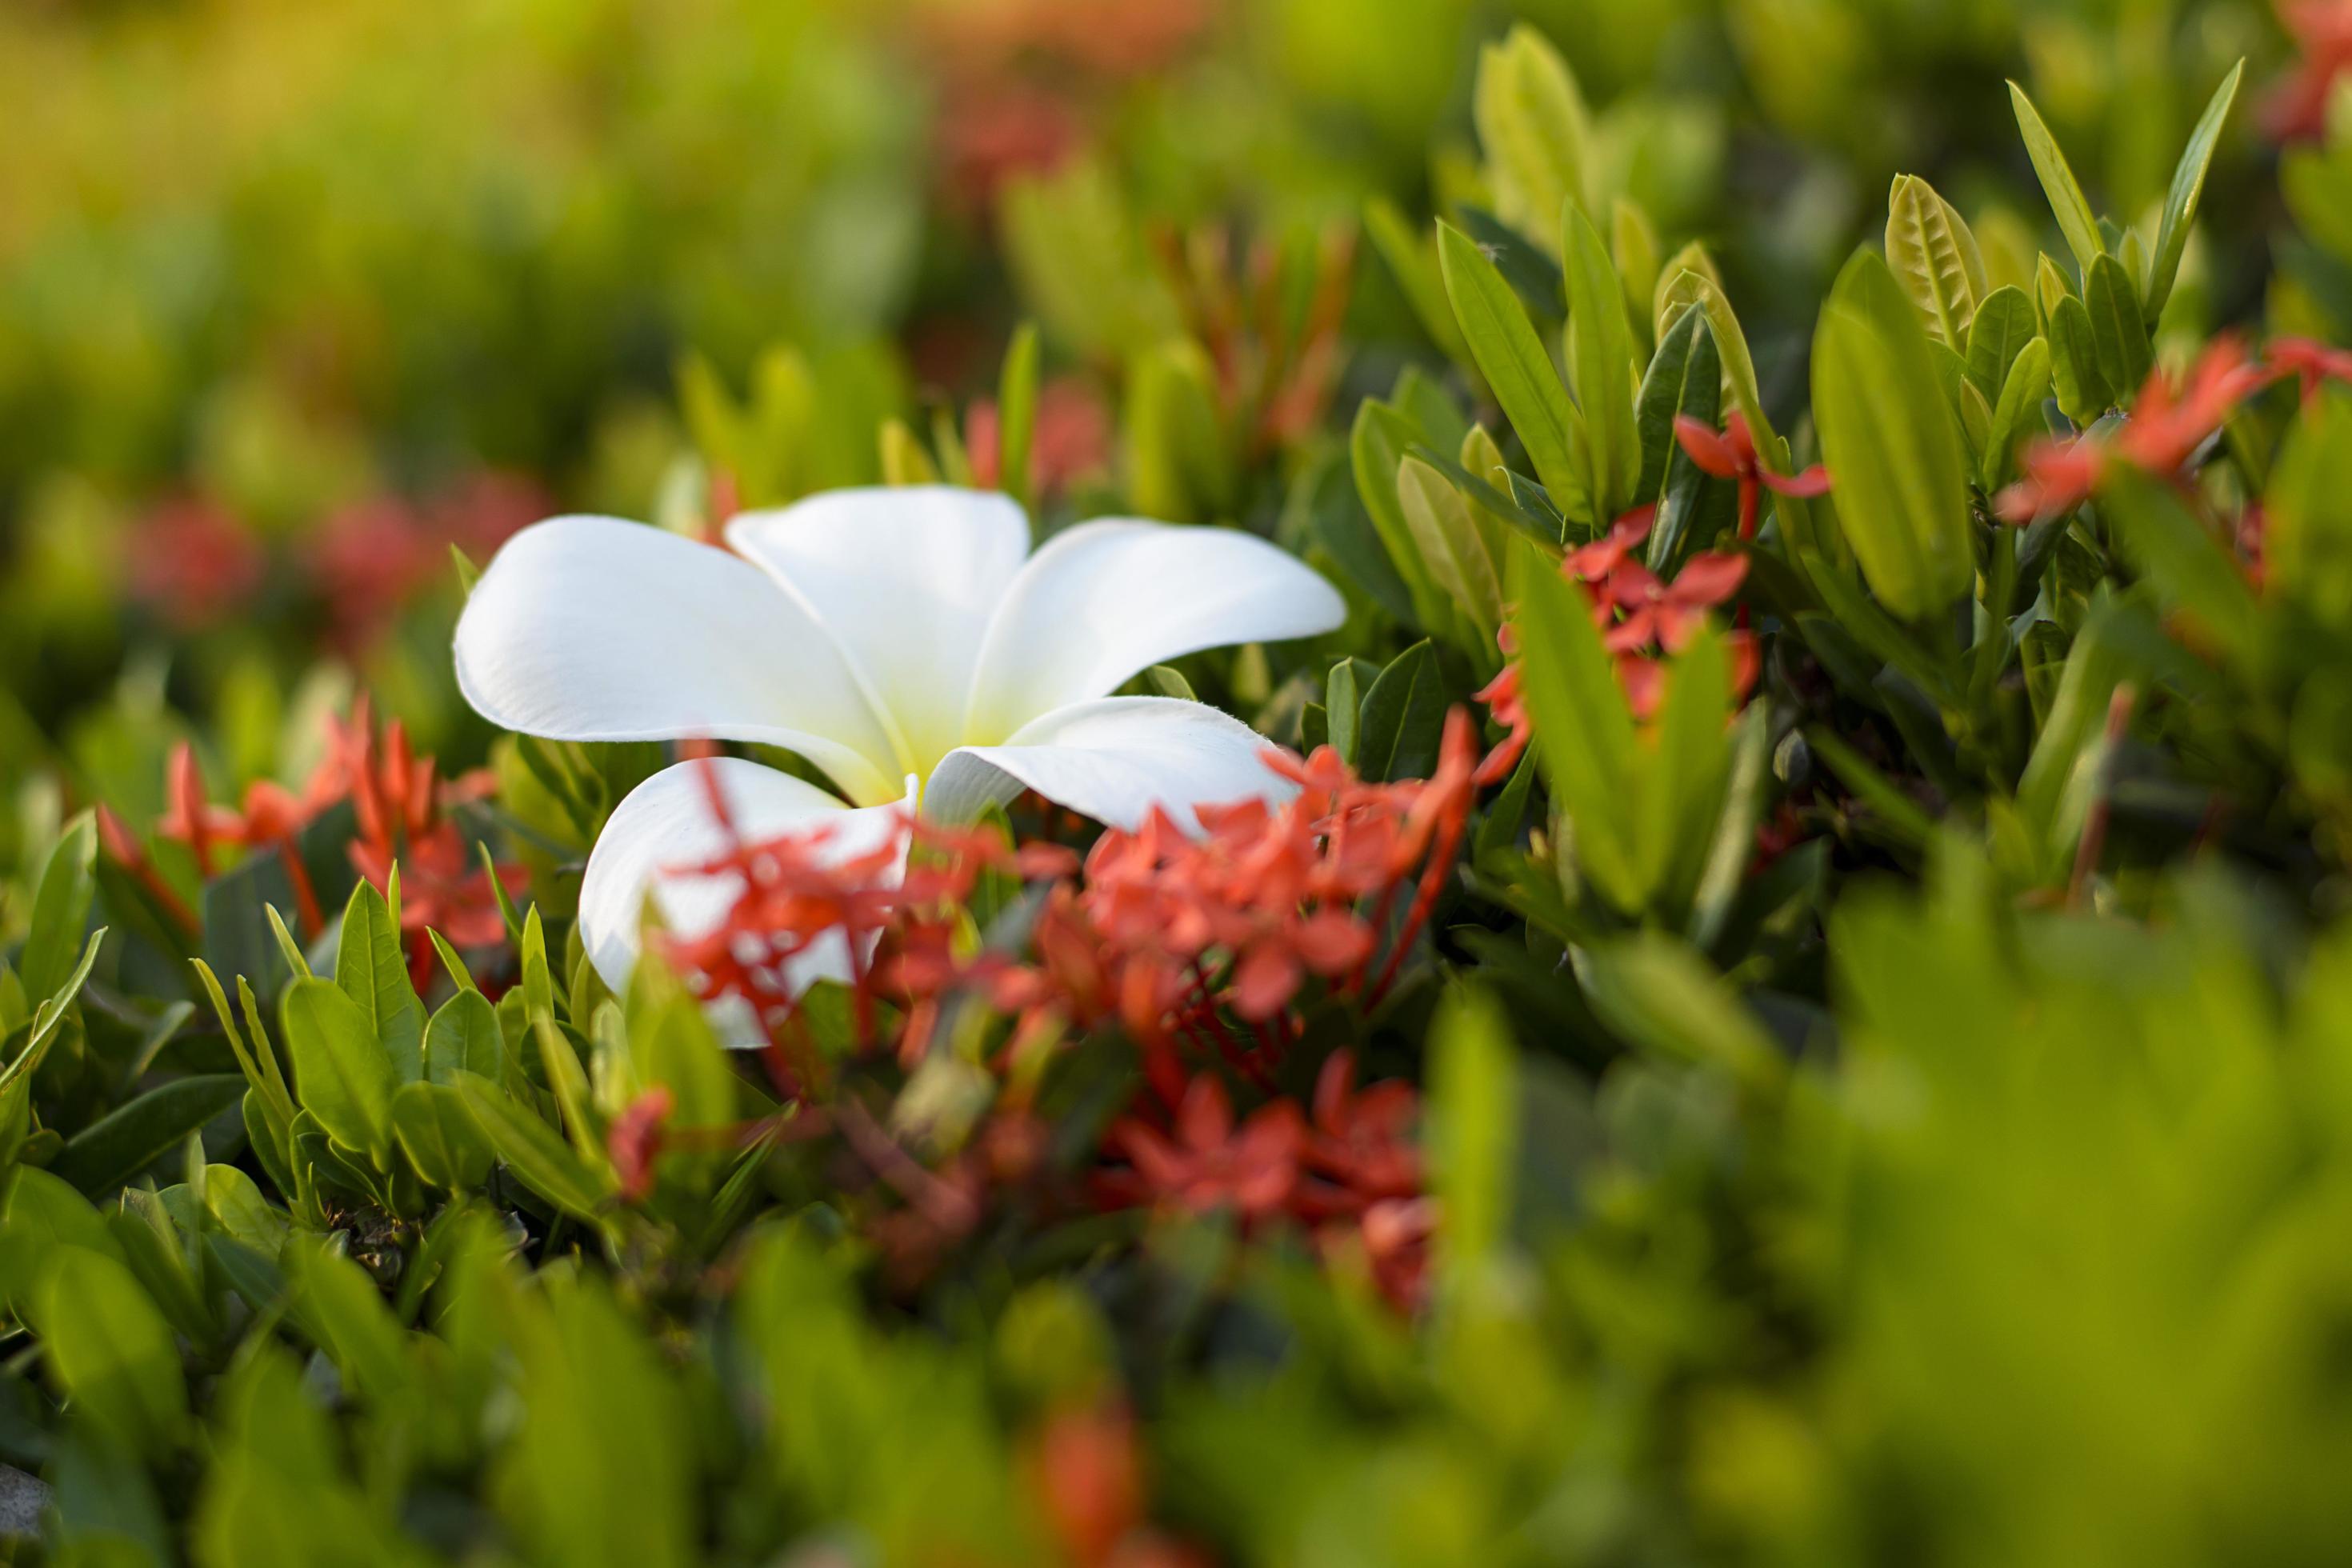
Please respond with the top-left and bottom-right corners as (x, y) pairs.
(0, 0), (2319, 870)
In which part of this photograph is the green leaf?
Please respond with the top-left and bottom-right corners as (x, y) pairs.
(280, 977), (396, 1162)
(52, 1075), (246, 1197)
(2044, 294), (2111, 424)
(1635, 626), (1734, 912)
(2102, 469), (2265, 674)
(203, 1164), (291, 1255)
(1472, 23), (1591, 246)
(995, 321), (1040, 514)
(0, 1167), (126, 1314)
(392, 1081), (494, 1190)
(1326, 658), (1366, 766)
(282, 1240), (410, 1402)
(2084, 254), (2154, 396)
(1351, 399), (1455, 634)
(454, 1072), (614, 1224)
(29, 1247), (186, 1459)
(2146, 61), (2243, 323)
(2009, 81), (2105, 276)
(1574, 934), (1782, 1088)
(1639, 307), (1728, 570)
(1964, 285), (2038, 403)
(1810, 250), (1976, 621)
(1562, 199), (1642, 519)
(1886, 174), (1988, 347)
(22, 813), (97, 1006)
(1510, 540), (1643, 910)
(334, 878), (424, 1085)
(1982, 337), (2054, 490)
(1, 929), (105, 1098)
(424, 988), (505, 1086)
(1355, 641), (1446, 783)
(1396, 457), (1504, 634)
(1365, 198), (1468, 364)
(2266, 387), (2352, 626)
(1438, 222), (1592, 528)
(1426, 982), (1517, 1285)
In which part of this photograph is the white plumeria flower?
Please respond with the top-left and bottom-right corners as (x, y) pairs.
(454, 486), (1346, 993)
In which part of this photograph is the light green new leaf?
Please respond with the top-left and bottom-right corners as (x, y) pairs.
(2009, 81), (2105, 275)
(1886, 174), (1988, 346)
(1438, 222), (1592, 526)
(1563, 198), (1642, 518)
(2146, 61), (2243, 324)
(1352, 399), (1455, 634)
(1396, 457), (1504, 634)
(1811, 250), (1976, 620)
(996, 321), (1040, 514)
(1473, 23), (1591, 246)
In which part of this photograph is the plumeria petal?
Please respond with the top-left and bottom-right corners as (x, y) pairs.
(964, 520), (1346, 738)
(726, 487), (1032, 774)
(454, 517), (901, 804)
(576, 758), (907, 995)
(924, 697), (1296, 834)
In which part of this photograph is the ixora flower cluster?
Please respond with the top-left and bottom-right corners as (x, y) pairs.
(454, 485), (1459, 1303)
(106, 701), (526, 983)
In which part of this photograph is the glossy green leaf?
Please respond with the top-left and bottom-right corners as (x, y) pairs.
(280, 977), (396, 1162)
(995, 320), (1039, 514)
(1510, 539), (1643, 910)
(424, 988), (505, 1086)
(1355, 640), (1446, 783)
(22, 813), (97, 1006)
(454, 1072), (614, 1224)
(2009, 81), (2105, 275)
(1562, 198), (1642, 518)
(2266, 388), (2352, 626)
(2084, 254), (2154, 396)
(52, 1074), (246, 1197)
(1982, 337), (2054, 490)
(2146, 61), (2243, 323)
(392, 1080), (494, 1190)
(1438, 221), (1591, 527)
(1964, 285), (2038, 402)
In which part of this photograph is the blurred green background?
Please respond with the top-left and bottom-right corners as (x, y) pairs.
(0, 0), (2302, 825)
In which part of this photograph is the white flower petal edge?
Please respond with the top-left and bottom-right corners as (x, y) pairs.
(576, 758), (910, 995)
(963, 519), (1349, 739)
(924, 696), (1294, 834)
(453, 517), (902, 806)
(726, 488), (1031, 775)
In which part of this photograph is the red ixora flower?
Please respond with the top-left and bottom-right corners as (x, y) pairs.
(1474, 504), (1760, 780)
(1672, 410), (1831, 541)
(127, 498), (266, 631)
(2266, 0), (2352, 142)
(142, 700), (525, 985)
(1995, 337), (2279, 522)
(1096, 1072), (1305, 1222)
